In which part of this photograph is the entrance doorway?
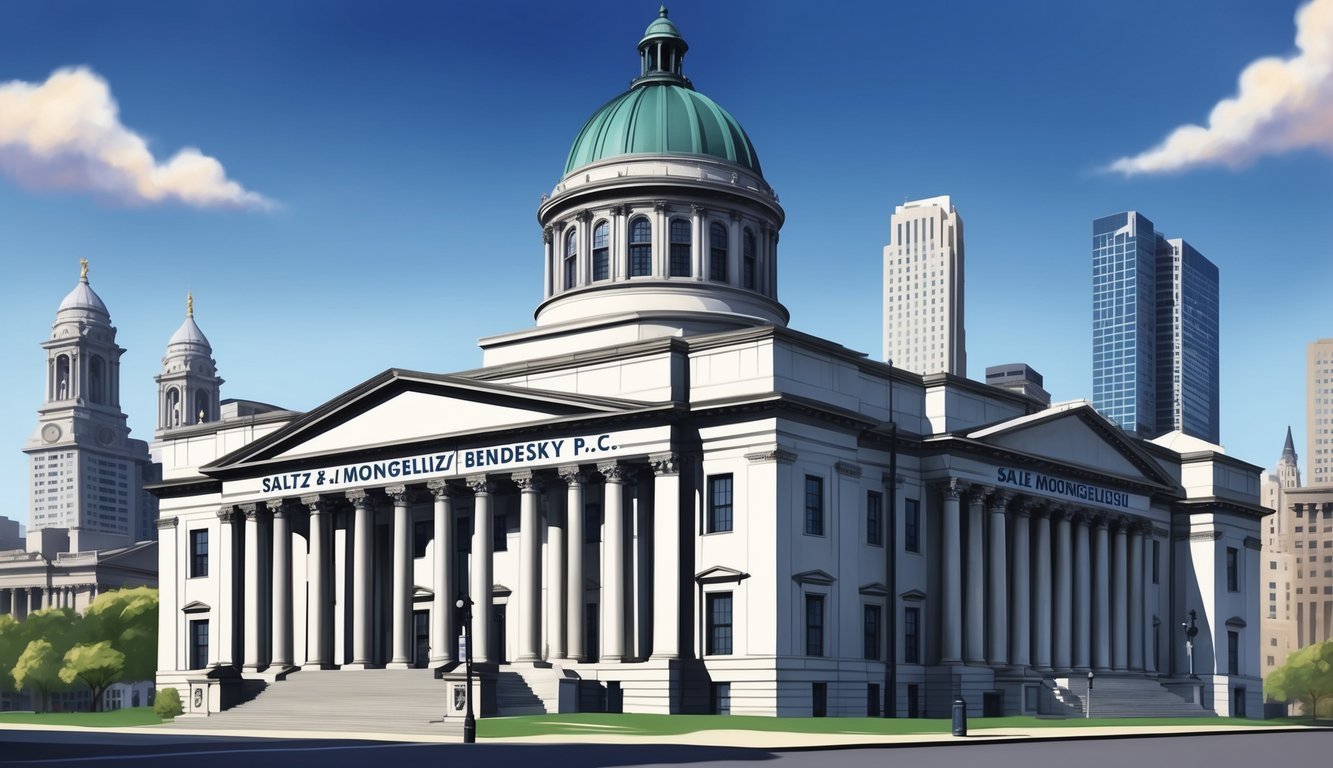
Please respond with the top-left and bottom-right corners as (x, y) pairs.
(413, 610), (429, 668)
(491, 605), (507, 664)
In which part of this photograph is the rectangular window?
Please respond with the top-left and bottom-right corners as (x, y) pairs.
(804, 476), (824, 536)
(904, 606), (920, 664)
(707, 475), (734, 533)
(1152, 539), (1160, 583)
(189, 529), (208, 578)
(584, 503), (601, 544)
(706, 593), (733, 655)
(812, 682), (827, 717)
(805, 594), (824, 656)
(904, 498), (920, 552)
(1227, 547), (1239, 592)
(189, 619), (209, 670)
(493, 514), (508, 552)
(711, 682), (731, 715)
(867, 683), (880, 717)
(866, 491), (882, 546)
(669, 218), (692, 277)
(863, 604), (882, 660)
(1228, 630), (1240, 675)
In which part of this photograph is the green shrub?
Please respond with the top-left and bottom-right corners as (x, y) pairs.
(153, 687), (183, 720)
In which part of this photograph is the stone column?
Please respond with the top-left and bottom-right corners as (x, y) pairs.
(599, 461), (628, 662)
(651, 453), (682, 660)
(1112, 520), (1129, 671)
(241, 503), (264, 670)
(270, 501), (293, 669)
(988, 492), (1010, 665)
(427, 480), (456, 667)
(1093, 515), (1111, 672)
(1053, 509), (1073, 671)
(514, 471), (543, 663)
(386, 485), (413, 669)
(546, 481), (566, 662)
(940, 480), (964, 664)
(1073, 513), (1092, 671)
(1010, 501), (1031, 667)
(468, 476), (494, 665)
(542, 226), (553, 296)
(1033, 506), (1053, 671)
(965, 486), (988, 664)
(302, 496), (331, 668)
(1129, 523), (1145, 671)
(1145, 533), (1158, 674)
(561, 468), (585, 661)
(346, 489), (374, 669)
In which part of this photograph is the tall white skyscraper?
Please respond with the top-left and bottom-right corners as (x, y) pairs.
(1309, 338), (1333, 485)
(882, 195), (966, 376)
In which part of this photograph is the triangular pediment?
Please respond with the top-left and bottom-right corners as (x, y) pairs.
(792, 569), (836, 586)
(695, 565), (750, 584)
(206, 369), (649, 470)
(965, 401), (1175, 489)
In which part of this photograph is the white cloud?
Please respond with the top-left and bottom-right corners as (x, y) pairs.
(0, 66), (273, 209)
(1107, 0), (1333, 175)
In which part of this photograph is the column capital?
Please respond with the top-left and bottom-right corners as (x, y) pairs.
(558, 466), (587, 485)
(345, 488), (371, 508)
(384, 484), (411, 504)
(466, 475), (494, 495)
(989, 490), (1012, 512)
(597, 460), (631, 483)
(1110, 515), (1132, 534)
(155, 516), (179, 530)
(217, 506), (238, 523)
(729, 210), (742, 222)
(966, 484), (992, 505)
(511, 470), (543, 493)
(426, 478), (462, 499)
(301, 494), (329, 514)
(649, 452), (680, 476)
(939, 477), (967, 501)
(542, 226), (553, 244)
(239, 502), (264, 521)
(690, 203), (707, 217)
(575, 209), (592, 224)
(653, 199), (669, 213)
(267, 499), (290, 518)
(1057, 506), (1077, 523)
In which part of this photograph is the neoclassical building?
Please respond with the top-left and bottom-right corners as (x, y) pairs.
(153, 9), (1265, 723)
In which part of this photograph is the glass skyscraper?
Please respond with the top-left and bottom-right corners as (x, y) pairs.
(1092, 212), (1219, 443)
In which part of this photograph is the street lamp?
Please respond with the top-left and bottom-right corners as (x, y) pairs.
(1182, 609), (1199, 680)
(1086, 670), (1094, 719)
(456, 596), (476, 743)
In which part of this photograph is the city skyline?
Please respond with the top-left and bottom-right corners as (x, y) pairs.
(2, 1), (1331, 531)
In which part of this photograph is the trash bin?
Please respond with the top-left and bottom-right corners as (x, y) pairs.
(951, 697), (967, 736)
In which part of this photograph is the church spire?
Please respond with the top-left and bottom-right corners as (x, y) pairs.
(1281, 425), (1298, 465)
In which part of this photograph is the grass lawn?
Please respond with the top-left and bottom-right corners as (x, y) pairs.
(0, 707), (163, 727)
(478, 713), (1305, 739)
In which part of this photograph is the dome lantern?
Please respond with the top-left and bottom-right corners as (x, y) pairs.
(635, 6), (690, 87)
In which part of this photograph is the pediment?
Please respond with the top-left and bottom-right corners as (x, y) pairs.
(206, 369), (647, 470)
(181, 600), (211, 614)
(792, 569), (836, 586)
(695, 565), (750, 585)
(858, 582), (889, 596)
(966, 401), (1175, 489)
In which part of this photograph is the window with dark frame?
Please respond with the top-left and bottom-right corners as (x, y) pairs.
(743, 228), (756, 289)
(1227, 547), (1239, 591)
(711, 682), (731, 715)
(866, 491), (883, 546)
(706, 592), (733, 655)
(707, 474), (734, 533)
(904, 606), (920, 664)
(863, 604), (882, 660)
(1228, 630), (1240, 675)
(904, 498), (920, 552)
(629, 217), (652, 276)
(592, 221), (609, 281)
(669, 218), (691, 277)
(189, 619), (209, 670)
(1152, 539), (1160, 583)
(189, 529), (208, 578)
(564, 228), (578, 289)
(709, 222), (728, 281)
(805, 594), (824, 656)
(805, 476), (824, 536)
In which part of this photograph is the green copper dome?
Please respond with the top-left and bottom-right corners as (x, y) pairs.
(563, 7), (762, 176)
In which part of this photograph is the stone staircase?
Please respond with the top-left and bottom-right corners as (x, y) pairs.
(1053, 675), (1213, 718)
(168, 669), (461, 737)
(494, 664), (575, 716)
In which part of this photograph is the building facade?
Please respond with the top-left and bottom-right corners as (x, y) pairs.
(1092, 213), (1219, 443)
(985, 364), (1051, 408)
(882, 196), (966, 376)
(153, 9), (1265, 723)
(1309, 339), (1333, 485)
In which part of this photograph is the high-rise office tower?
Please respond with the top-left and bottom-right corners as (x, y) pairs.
(1092, 211), (1219, 442)
(882, 196), (966, 376)
(1309, 338), (1333, 484)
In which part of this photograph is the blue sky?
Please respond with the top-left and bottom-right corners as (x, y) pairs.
(1, 1), (1330, 531)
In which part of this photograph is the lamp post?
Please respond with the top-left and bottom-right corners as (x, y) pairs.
(456, 596), (476, 744)
(1086, 670), (1094, 719)
(1182, 609), (1198, 680)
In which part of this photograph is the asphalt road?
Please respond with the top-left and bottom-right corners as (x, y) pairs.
(1, 729), (1329, 768)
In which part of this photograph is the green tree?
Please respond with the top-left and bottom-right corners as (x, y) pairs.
(1265, 639), (1333, 721)
(0, 615), (22, 694)
(80, 587), (158, 681)
(154, 686), (183, 720)
(12, 639), (65, 712)
(59, 641), (125, 712)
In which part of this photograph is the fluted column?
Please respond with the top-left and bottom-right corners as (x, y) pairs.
(988, 492), (1010, 665)
(387, 485), (413, 669)
(241, 503), (264, 670)
(1010, 502), (1031, 667)
(270, 501), (293, 669)
(1129, 523), (1145, 671)
(1092, 515), (1111, 672)
(561, 468), (585, 661)
(302, 496), (331, 668)
(427, 480), (456, 667)
(599, 462), (628, 662)
(546, 481), (566, 662)
(1145, 533), (1158, 674)
(651, 453), (682, 660)
(965, 486), (988, 664)
(1112, 520), (1129, 671)
(1053, 509), (1073, 671)
(1073, 512), (1092, 671)
(940, 480), (964, 664)
(1033, 506), (1053, 671)
(347, 489), (374, 668)
(513, 471), (543, 662)
(468, 476), (494, 664)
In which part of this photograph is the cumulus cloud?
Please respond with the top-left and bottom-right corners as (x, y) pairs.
(1106, 0), (1333, 175)
(0, 66), (273, 209)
